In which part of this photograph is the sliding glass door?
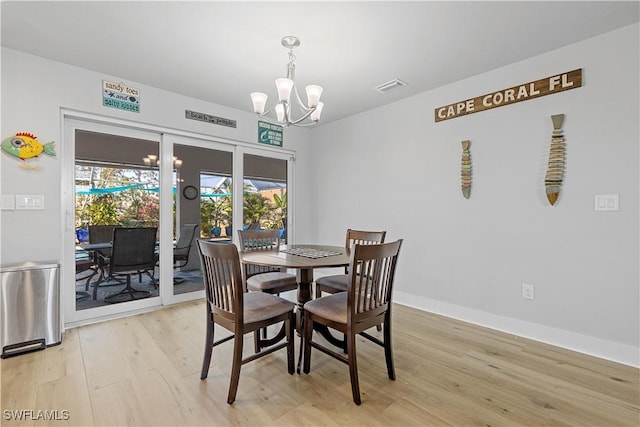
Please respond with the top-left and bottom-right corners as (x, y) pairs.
(64, 119), (163, 324)
(170, 142), (233, 298)
(241, 150), (291, 242)
(63, 113), (296, 326)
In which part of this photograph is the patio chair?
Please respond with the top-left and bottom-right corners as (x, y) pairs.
(303, 240), (403, 405)
(102, 227), (158, 303)
(172, 223), (199, 284)
(197, 240), (295, 404)
(75, 257), (96, 301)
(88, 224), (120, 283)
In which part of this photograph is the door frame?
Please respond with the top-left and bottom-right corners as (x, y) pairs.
(235, 145), (295, 244)
(61, 109), (296, 328)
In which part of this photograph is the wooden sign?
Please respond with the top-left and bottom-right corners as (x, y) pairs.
(435, 69), (582, 122)
(185, 110), (236, 128)
(103, 81), (140, 113)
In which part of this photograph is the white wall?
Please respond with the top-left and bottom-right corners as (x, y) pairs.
(2, 24), (637, 367)
(0, 47), (314, 262)
(309, 24), (639, 366)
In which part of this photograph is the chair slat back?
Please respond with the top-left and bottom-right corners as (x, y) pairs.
(238, 229), (283, 277)
(110, 227), (158, 274)
(344, 229), (386, 274)
(348, 240), (402, 317)
(197, 240), (243, 322)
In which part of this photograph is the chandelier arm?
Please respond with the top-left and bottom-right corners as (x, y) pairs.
(283, 102), (290, 124)
(288, 107), (317, 125)
(292, 85), (312, 111)
(287, 119), (319, 127)
(257, 103), (279, 117)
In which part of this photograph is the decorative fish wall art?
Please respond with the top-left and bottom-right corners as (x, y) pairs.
(2, 132), (56, 161)
(1, 132), (55, 170)
(544, 114), (565, 206)
(460, 140), (472, 199)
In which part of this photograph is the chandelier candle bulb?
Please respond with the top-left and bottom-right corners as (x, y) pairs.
(250, 92), (268, 114)
(305, 85), (323, 108)
(275, 78), (293, 103)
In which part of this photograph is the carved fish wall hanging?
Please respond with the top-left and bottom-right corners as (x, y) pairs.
(544, 115), (565, 205)
(461, 140), (472, 199)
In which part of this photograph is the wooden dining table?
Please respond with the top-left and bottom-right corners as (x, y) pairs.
(239, 244), (350, 372)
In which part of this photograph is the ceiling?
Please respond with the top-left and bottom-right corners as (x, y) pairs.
(2, 1), (638, 125)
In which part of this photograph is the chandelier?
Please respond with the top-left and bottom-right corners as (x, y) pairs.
(143, 154), (182, 168)
(250, 36), (324, 127)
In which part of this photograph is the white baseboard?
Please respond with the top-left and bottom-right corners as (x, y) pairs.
(394, 291), (639, 368)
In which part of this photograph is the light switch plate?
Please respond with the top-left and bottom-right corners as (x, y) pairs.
(1, 195), (15, 210)
(15, 195), (45, 210)
(594, 194), (619, 211)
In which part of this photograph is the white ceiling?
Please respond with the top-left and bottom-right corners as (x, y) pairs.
(2, 1), (638, 125)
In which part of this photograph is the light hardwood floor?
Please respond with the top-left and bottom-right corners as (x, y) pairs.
(2, 301), (638, 426)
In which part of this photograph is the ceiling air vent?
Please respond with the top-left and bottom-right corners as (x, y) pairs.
(373, 78), (408, 93)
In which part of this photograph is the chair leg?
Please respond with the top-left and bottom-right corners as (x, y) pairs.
(383, 314), (395, 381)
(201, 317), (214, 380)
(286, 314), (295, 374)
(227, 332), (244, 404)
(92, 266), (107, 299)
(144, 270), (157, 288)
(302, 312), (314, 374)
(315, 285), (322, 299)
(347, 330), (361, 405)
(253, 330), (261, 353)
(104, 274), (151, 303)
(82, 267), (98, 291)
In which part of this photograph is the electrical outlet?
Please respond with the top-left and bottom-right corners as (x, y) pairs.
(522, 283), (535, 300)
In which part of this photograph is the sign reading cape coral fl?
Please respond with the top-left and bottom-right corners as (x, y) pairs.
(435, 69), (582, 122)
(103, 81), (140, 113)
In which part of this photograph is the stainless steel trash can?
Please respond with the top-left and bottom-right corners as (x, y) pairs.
(0, 262), (61, 358)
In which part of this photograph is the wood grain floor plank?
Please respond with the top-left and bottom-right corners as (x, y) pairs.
(1, 301), (638, 426)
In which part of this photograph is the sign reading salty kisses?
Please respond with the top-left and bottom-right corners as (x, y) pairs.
(435, 69), (582, 122)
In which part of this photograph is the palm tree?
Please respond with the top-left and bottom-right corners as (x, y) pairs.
(273, 191), (287, 230)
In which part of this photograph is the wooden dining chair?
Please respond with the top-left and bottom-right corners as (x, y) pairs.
(238, 229), (298, 352)
(314, 229), (386, 298)
(197, 240), (295, 404)
(303, 239), (403, 405)
(238, 229), (298, 295)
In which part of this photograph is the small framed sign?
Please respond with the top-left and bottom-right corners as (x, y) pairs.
(258, 121), (283, 147)
(103, 81), (140, 113)
(185, 110), (236, 128)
